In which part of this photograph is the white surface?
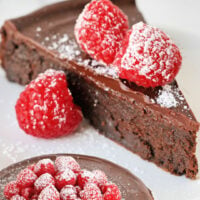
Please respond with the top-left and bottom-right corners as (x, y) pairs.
(0, 0), (200, 200)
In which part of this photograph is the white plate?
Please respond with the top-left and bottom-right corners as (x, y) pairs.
(0, 1), (200, 200)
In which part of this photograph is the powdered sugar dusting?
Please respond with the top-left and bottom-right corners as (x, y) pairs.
(55, 156), (80, 173)
(155, 84), (185, 108)
(81, 59), (119, 78)
(60, 185), (78, 200)
(38, 185), (59, 200)
(80, 183), (102, 199)
(56, 168), (76, 182)
(41, 33), (119, 78)
(43, 34), (81, 60)
(34, 173), (55, 191)
(34, 158), (54, 174)
(156, 86), (178, 108)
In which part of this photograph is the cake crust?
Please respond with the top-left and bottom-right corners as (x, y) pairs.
(0, 0), (199, 178)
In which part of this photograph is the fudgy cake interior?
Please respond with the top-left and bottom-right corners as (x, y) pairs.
(0, 0), (199, 178)
(0, 154), (154, 200)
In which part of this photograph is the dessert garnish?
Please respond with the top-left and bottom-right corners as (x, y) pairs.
(75, 0), (182, 88)
(15, 69), (82, 138)
(75, 0), (129, 64)
(4, 156), (122, 200)
(114, 22), (182, 87)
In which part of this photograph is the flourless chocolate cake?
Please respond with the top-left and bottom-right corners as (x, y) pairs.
(0, 0), (199, 178)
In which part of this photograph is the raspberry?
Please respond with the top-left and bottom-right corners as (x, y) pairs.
(80, 183), (103, 200)
(75, 0), (128, 64)
(34, 158), (55, 176)
(38, 185), (60, 200)
(55, 168), (76, 190)
(15, 69), (82, 138)
(75, 186), (81, 196)
(34, 173), (55, 192)
(16, 169), (37, 188)
(77, 170), (97, 189)
(92, 170), (108, 187)
(103, 183), (121, 200)
(114, 22), (182, 88)
(55, 156), (81, 174)
(27, 164), (36, 172)
(30, 194), (38, 200)
(20, 187), (34, 199)
(60, 185), (78, 200)
(4, 181), (20, 199)
(10, 195), (26, 200)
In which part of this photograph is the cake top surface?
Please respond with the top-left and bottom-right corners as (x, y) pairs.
(9, 0), (196, 121)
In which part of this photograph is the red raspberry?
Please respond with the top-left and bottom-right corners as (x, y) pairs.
(55, 168), (76, 190)
(4, 181), (20, 199)
(15, 69), (82, 138)
(93, 170), (108, 187)
(16, 169), (37, 188)
(10, 195), (26, 200)
(34, 173), (55, 192)
(20, 187), (34, 199)
(80, 183), (103, 200)
(30, 194), (38, 200)
(38, 185), (60, 200)
(77, 170), (97, 189)
(27, 164), (36, 172)
(114, 22), (182, 88)
(55, 156), (81, 174)
(60, 185), (78, 200)
(75, 0), (128, 64)
(34, 158), (55, 176)
(103, 183), (121, 200)
(74, 186), (81, 196)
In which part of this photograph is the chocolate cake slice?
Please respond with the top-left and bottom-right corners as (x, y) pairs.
(0, 0), (199, 178)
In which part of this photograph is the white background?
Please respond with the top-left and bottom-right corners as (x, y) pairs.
(0, 1), (200, 199)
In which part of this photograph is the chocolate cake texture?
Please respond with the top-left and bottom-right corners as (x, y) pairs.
(0, 0), (199, 178)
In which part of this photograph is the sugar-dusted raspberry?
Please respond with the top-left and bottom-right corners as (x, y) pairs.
(60, 185), (78, 200)
(74, 0), (129, 64)
(55, 156), (81, 174)
(4, 181), (20, 199)
(16, 169), (37, 188)
(34, 173), (55, 192)
(114, 22), (182, 88)
(10, 195), (26, 200)
(15, 69), (82, 138)
(77, 170), (97, 189)
(93, 170), (108, 187)
(80, 183), (103, 200)
(20, 187), (34, 199)
(34, 158), (55, 176)
(75, 186), (81, 196)
(55, 168), (76, 190)
(103, 183), (121, 200)
(30, 194), (38, 200)
(27, 164), (36, 172)
(38, 185), (60, 200)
